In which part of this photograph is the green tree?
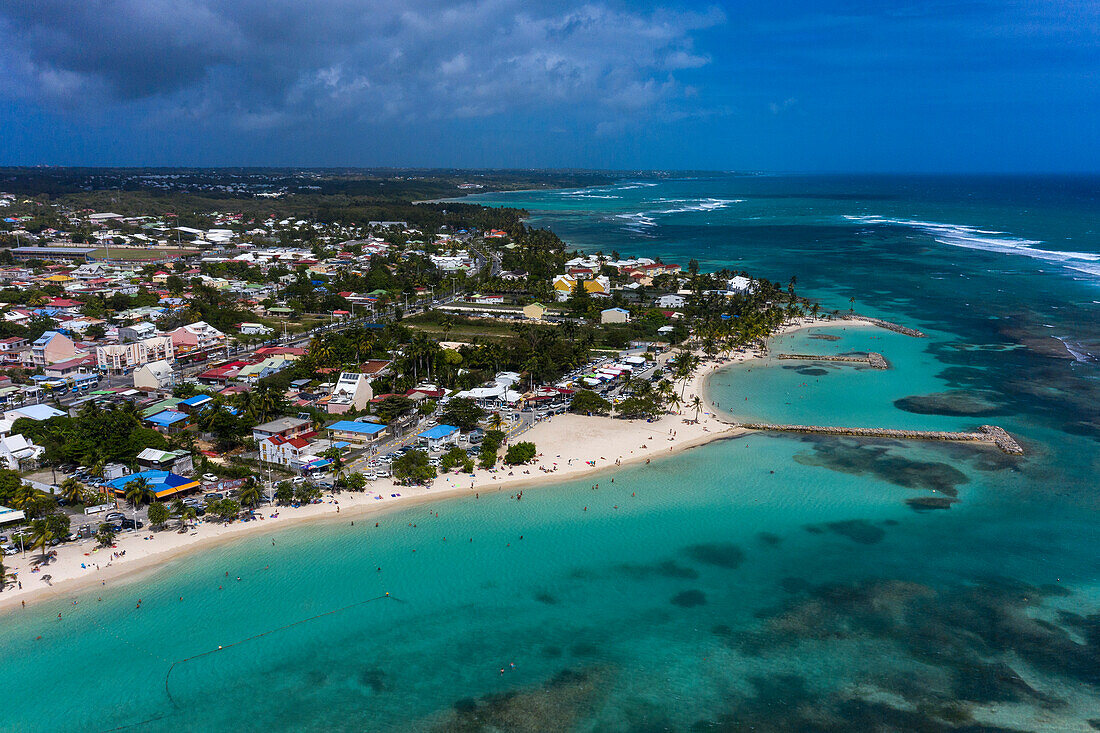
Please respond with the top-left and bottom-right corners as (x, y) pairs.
(339, 473), (367, 492)
(569, 390), (611, 416)
(208, 498), (242, 521)
(96, 521), (119, 545)
(147, 502), (170, 529)
(274, 482), (294, 506)
(440, 397), (484, 431)
(293, 483), (321, 504)
(440, 445), (473, 473)
(392, 449), (436, 485)
(375, 395), (414, 423)
(504, 441), (537, 465)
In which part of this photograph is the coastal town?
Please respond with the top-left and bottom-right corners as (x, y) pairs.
(0, 174), (821, 607)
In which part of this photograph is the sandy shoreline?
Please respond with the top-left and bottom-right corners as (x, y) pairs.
(0, 317), (870, 612)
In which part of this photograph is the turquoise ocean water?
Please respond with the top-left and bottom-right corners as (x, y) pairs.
(3, 176), (1100, 731)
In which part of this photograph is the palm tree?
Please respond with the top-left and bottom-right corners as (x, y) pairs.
(59, 477), (85, 506)
(692, 396), (703, 421)
(0, 559), (13, 592)
(238, 478), (263, 509)
(124, 477), (155, 510)
(489, 412), (504, 430)
(28, 518), (54, 561)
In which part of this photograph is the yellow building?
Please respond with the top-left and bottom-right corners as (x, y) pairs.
(552, 275), (610, 296)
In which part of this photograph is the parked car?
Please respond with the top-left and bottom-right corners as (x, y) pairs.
(2, 544), (17, 555)
(118, 518), (144, 530)
(203, 493), (224, 503)
(104, 512), (126, 522)
(202, 474), (219, 483)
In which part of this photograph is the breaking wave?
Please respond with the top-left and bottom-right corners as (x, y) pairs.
(846, 215), (1100, 280)
(655, 198), (744, 214)
(556, 189), (621, 199)
(614, 212), (657, 231)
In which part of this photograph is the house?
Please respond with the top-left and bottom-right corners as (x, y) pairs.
(726, 276), (754, 293)
(96, 336), (175, 373)
(0, 434), (44, 470)
(136, 447), (194, 475)
(43, 355), (97, 380)
(418, 424), (460, 452)
(177, 394), (213, 414)
(252, 416), (312, 444)
(0, 336), (29, 364)
(326, 419), (387, 446)
(259, 435), (315, 467)
(31, 331), (78, 366)
(118, 322), (159, 342)
(325, 372), (374, 414)
(169, 321), (226, 354)
(239, 322), (273, 336)
(522, 302), (548, 321)
(552, 274), (611, 300)
(144, 410), (189, 433)
(655, 294), (686, 309)
(133, 360), (176, 390)
(600, 307), (630, 324)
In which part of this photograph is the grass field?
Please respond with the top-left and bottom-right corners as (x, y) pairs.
(91, 247), (200, 261)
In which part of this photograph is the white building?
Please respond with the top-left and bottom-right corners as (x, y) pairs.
(655, 294), (686, 308)
(96, 336), (175, 373)
(239, 323), (273, 336)
(0, 434), (44, 470)
(169, 321), (226, 354)
(133, 360), (176, 390)
(326, 372), (373, 414)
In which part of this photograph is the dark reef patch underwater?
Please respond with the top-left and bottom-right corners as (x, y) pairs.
(894, 390), (1008, 417)
(792, 437), (970, 498)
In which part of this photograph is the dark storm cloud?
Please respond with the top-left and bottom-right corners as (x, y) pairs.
(0, 0), (723, 128)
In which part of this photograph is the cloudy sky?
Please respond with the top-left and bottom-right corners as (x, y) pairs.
(1, 0), (1097, 171)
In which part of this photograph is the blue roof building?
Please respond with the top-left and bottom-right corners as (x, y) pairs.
(145, 410), (189, 431)
(418, 424), (460, 450)
(107, 470), (200, 500)
(179, 394), (214, 412)
(326, 420), (387, 444)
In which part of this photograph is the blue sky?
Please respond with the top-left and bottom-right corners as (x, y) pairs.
(1, 0), (1097, 172)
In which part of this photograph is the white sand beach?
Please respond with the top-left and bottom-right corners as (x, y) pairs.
(0, 317), (870, 611)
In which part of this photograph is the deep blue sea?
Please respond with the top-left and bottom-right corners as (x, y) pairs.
(3, 175), (1099, 732)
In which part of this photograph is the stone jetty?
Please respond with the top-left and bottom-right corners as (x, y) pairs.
(778, 352), (889, 369)
(734, 422), (1024, 455)
(850, 315), (927, 338)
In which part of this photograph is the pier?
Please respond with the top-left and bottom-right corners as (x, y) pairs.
(778, 352), (889, 369)
(733, 422), (1024, 455)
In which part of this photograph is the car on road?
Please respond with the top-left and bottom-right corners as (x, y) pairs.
(104, 512), (126, 522)
(202, 474), (219, 483)
(203, 493), (224, 503)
